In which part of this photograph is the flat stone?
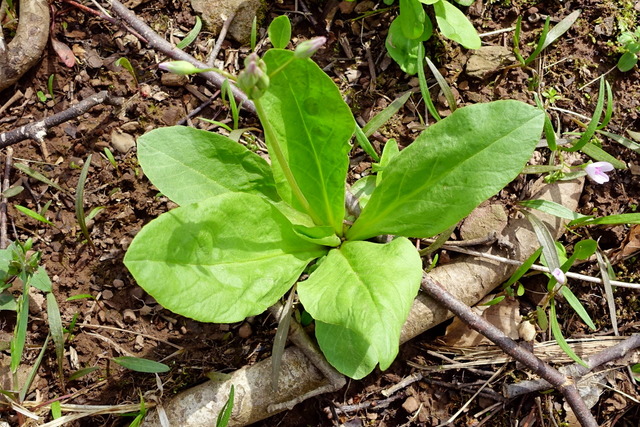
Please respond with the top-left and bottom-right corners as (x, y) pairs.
(161, 72), (189, 87)
(465, 46), (516, 80)
(190, 0), (264, 44)
(460, 203), (508, 241)
(110, 130), (136, 153)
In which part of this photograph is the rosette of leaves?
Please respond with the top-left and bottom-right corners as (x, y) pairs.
(125, 48), (543, 379)
(384, 0), (481, 74)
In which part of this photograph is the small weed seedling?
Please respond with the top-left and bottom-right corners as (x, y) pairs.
(124, 15), (545, 379)
(616, 27), (640, 71)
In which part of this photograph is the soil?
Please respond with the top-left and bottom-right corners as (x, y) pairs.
(1, 0), (640, 426)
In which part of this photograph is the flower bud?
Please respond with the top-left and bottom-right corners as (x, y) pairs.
(294, 37), (326, 59)
(551, 268), (566, 285)
(158, 61), (203, 75)
(237, 53), (269, 100)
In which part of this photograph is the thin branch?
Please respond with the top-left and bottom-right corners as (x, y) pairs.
(0, 91), (123, 148)
(421, 276), (598, 427)
(206, 11), (236, 67)
(0, 146), (13, 249)
(108, 0), (255, 115)
(505, 334), (640, 398)
(442, 245), (640, 290)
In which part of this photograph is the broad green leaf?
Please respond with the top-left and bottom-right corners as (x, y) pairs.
(0, 293), (16, 310)
(260, 50), (355, 233)
(297, 237), (422, 379)
(125, 193), (325, 322)
(347, 101), (544, 240)
(268, 15), (291, 49)
(292, 224), (341, 247)
(433, 0), (481, 49)
(112, 356), (170, 373)
(138, 126), (279, 206)
(385, 17), (433, 74)
(398, 0), (426, 39)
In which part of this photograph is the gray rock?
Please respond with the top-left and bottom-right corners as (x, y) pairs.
(465, 46), (516, 80)
(190, 0), (264, 44)
(110, 130), (136, 153)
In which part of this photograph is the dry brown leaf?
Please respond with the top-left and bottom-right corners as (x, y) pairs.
(51, 38), (76, 67)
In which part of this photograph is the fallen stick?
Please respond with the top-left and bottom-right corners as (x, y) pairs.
(0, 91), (123, 148)
(505, 333), (640, 398)
(141, 178), (585, 426)
(107, 0), (255, 115)
(421, 277), (598, 427)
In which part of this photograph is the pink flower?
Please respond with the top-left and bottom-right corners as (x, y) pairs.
(585, 162), (614, 184)
(551, 268), (566, 285)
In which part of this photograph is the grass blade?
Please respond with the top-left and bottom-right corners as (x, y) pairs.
(519, 199), (588, 221)
(112, 356), (170, 373)
(580, 142), (626, 169)
(597, 130), (640, 153)
(362, 91), (412, 137)
(566, 78), (605, 152)
(523, 211), (561, 272)
(11, 287), (30, 374)
(550, 300), (588, 367)
(13, 164), (65, 193)
(353, 124), (380, 161)
(15, 205), (55, 226)
(75, 155), (94, 249)
(595, 250), (618, 336)
(524, 17), (550, 65)
(540, 10), (581, 51)
(425, 56), (456, 112)
(176, 16), (202, 49)
(19, 334), (50, 402)
(271, 288), (295, 391)
(560, 286), (596, 330)
(47, 293), (66, 385)
(216, 385), (235, 427)
(504, 247), (543, 287)
(416, 43), (441, 123)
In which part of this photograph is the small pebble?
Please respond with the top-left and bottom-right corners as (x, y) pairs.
(135, 335), (144, 348)
(238, 322), (252, 338)
(102, 289), (114, 300)
(112, 279), (125, 288)
(123, 309), (137, 323)
(98, 310), (107, 323)
(402, 396), (420, 413)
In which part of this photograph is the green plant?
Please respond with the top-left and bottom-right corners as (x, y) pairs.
(115, 57), (139, 87)
(0, 239), (63, 401)
(382, 0), (480, 74)
(616, 27), (640, 71)
(124, 16), (544, 379)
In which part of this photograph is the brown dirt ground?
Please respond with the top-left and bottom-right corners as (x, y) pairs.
(1, 0), (640, 426)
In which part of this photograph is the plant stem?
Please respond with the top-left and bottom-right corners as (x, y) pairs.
(254, 99), (321, 225)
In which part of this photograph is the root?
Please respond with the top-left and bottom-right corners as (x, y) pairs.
(0, 0), (50, 93)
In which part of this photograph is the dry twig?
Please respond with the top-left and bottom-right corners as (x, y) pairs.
(107, 0), (255, 114)
(0, 91), (123, 148)
(421, 276), (598, 427)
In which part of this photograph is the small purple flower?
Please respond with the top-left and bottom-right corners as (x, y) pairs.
(551, 268), (566, 285)
(294, 37), (327, 59)
(585, 162), (614, 184)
